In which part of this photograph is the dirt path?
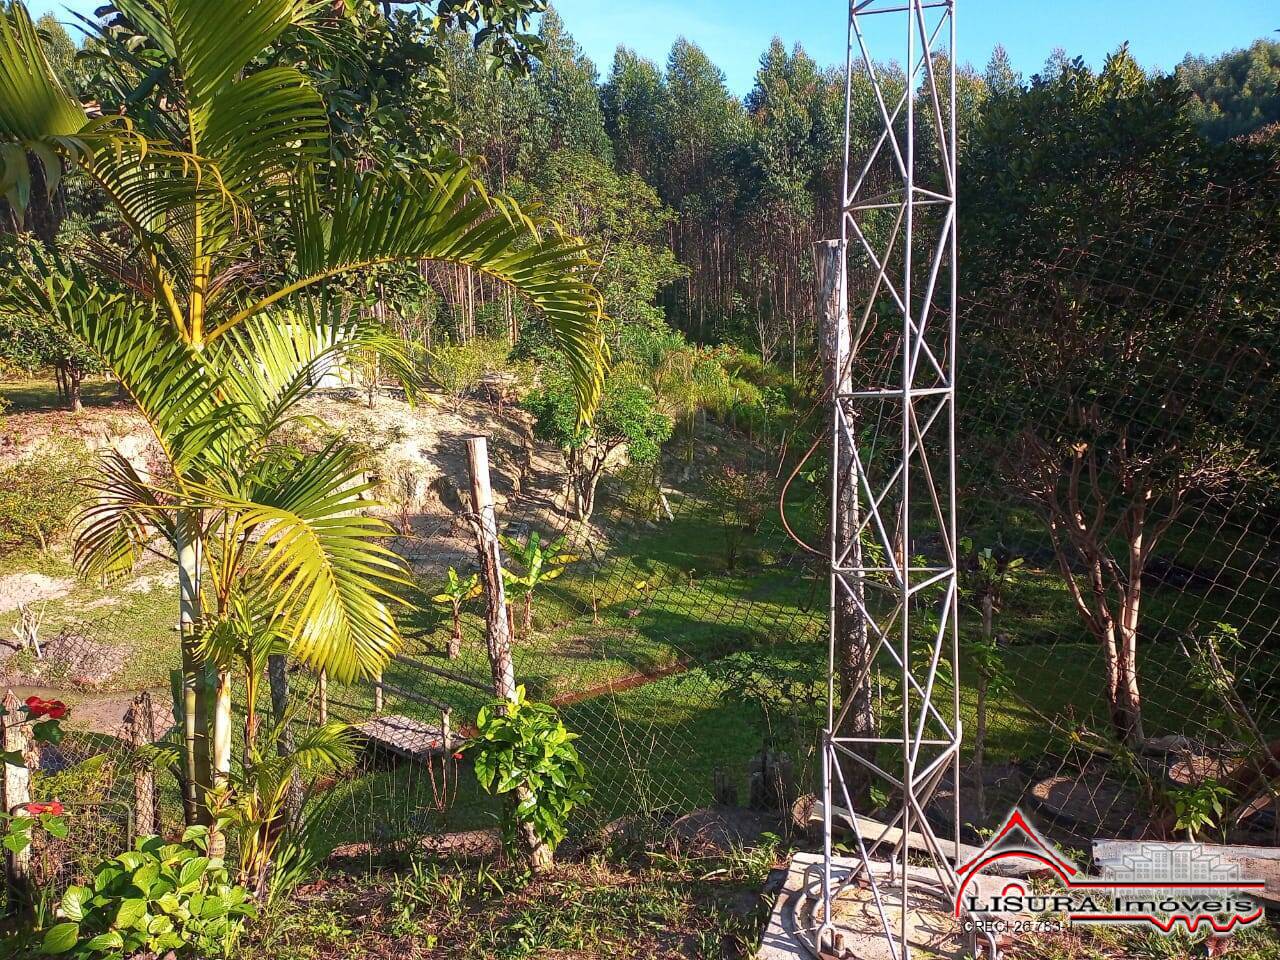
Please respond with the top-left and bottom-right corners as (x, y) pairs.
(6, 684), (172, 739)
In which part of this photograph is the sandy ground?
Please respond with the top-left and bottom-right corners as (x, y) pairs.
(0, 572), (74, 613)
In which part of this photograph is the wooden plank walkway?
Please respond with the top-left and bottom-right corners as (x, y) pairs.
(356, 714), (460, 762)
(809, 802), (1041, 877)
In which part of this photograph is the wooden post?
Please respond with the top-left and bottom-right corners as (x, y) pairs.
(374, 672), (384, 714)
(465, 437), (517, 700)
(125, 692), (158, 837)
(465, 436), (551, 873)
(2, 689), (33, 905)
(815, 240), (876, 806)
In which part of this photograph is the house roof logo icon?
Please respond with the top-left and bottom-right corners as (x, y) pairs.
(953, 808), (1266, 935)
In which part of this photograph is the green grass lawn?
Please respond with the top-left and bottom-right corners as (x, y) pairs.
(0, 376), (122, 413)
(6, 375), (1275, 846)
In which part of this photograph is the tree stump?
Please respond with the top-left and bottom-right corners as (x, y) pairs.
(712, 767), (739, 807)
(748, 749), (796, 813)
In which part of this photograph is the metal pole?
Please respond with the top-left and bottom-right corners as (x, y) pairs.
(806, 1), (990, 958)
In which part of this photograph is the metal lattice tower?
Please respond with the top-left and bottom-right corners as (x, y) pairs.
(803, 1), (994, 957)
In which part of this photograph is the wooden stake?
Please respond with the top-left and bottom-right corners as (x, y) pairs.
(464, 436), (551, 873)
(816, 239), (876, 805)
(125, 692), (158, 837)
(2, 689), (33, 906)
(465, 436), (517, 701)
(318, 669), (328, 725)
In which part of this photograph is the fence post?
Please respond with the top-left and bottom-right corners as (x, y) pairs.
(124, 691), (158, 837)
(465, 436), (517, 700)
(465, 436), (552, 873)
(815, 239), (876, 805)
(374, 672), (384, 714)
(2, 689), (33, 906)
(318, 669), (328, 725)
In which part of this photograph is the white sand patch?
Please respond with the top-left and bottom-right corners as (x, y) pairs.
(0, 573), (74, 613)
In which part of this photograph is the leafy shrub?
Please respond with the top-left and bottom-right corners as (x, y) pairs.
(499, 530), (577, 636)
(706, 463), (771, 569)
(464, 686), (588, 857)
(1, 802), (68, 857)
(525, 364), (673, 521)
(0, 439), (86, 555)
(427, 337), (529, 409)
(39, 827), (255, 959)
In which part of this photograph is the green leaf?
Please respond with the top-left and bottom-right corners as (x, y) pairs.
(39, 922), (79, 955)
(178, 856), (209, 888)
(31, 719), (63, 744)
(114, 897), (147, 930)
(83, 931), (124, 952)
(42, 814), (69, 839)
(60, 885), (91, 921)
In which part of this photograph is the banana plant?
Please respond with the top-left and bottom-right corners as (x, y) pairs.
(499, 531), (577, 637)
(431, 566), (482, 659)
(0, 0), (605, 844)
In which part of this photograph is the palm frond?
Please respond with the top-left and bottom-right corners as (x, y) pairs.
(8, 267), (246, 472)
(164, 0), (328, 106)
(214, 167), (607, 417)
(0, 3), (84, 139)
(215, 300), (420, 439)
(186, 442), (410, 681)
(195, 66), (328, 196)
(74, 450), (176, 583)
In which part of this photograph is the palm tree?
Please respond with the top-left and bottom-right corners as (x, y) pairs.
(0, 0), (605, 841)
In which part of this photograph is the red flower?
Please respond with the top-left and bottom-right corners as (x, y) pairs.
(26, 801), (63, 817)
(44, 701), (67, 720)
(24, 696), (50, 717)
(452, 752), (464, 761)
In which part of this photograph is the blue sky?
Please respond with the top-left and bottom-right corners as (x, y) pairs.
(28, 0), (1280, 94)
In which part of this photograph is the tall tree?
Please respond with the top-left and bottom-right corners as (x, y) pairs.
(602, 47), (667, 182)
(741, 39), (824, 373)
(526, 5), (612, 166)
(1177, 39), (1280, 142)
(962, 46), (1280, 745)
(658, 38), (747, 339)
(983, 43), (1020, 95)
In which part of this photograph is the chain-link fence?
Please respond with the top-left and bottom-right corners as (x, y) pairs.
(3, 168), (1278, 908)
(954, 167), (1280, 847)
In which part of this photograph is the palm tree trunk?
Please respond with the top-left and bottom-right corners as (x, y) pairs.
(177, 512), (204, 827)
(268, 653), (305, 827)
